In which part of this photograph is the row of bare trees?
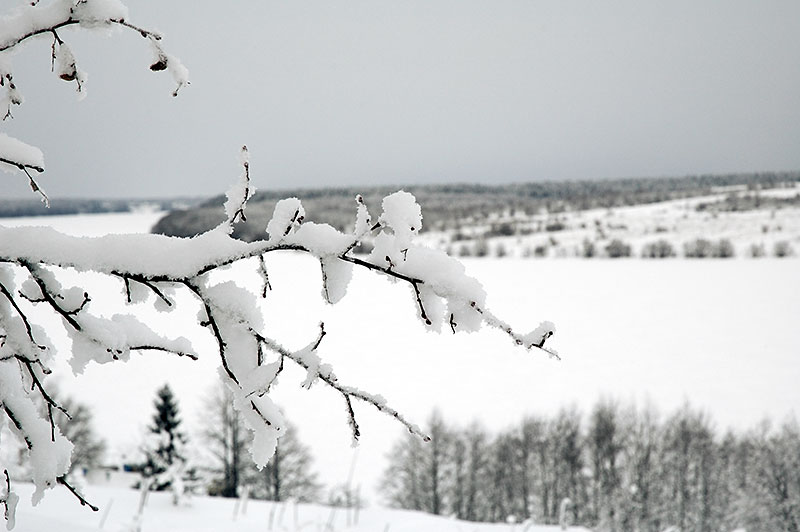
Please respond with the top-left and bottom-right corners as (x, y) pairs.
(380, 401), (800, 532)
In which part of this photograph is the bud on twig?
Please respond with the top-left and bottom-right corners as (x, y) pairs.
(150, 56), (168, 71)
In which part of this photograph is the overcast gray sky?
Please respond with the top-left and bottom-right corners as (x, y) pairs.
(3, 0), (800, 199)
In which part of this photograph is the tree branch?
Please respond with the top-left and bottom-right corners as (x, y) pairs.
(56, 476), (98, 512)
(256, 326), (431, 444)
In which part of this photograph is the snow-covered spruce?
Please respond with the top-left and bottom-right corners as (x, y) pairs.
(0, 163), (556, 528)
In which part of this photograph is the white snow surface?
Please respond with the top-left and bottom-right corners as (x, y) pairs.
(9, 481), (591, 532)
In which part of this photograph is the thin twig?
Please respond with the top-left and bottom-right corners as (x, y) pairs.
(57, 476), (98, 512)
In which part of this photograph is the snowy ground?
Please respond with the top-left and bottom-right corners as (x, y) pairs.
(1, 206), (798, 521)
(10, 481), (590, 532)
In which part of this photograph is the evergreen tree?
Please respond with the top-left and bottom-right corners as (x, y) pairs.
(143, 384), (187, 491)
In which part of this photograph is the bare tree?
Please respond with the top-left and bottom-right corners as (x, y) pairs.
(0, 2), (556, 528)
(749, 420), (800, 532)
(200, 382), (249, 498)
(51, 395), (105, 476)
(619, 403), (661, 532)
(659, 404), (718, 532)
(248, 419), (321, 503)
(586, 398), (623, 531)
(380, 411), (459, 516)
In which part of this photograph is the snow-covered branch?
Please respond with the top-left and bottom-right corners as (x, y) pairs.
(0, 183), (555, 527)
(0, 2), (556, 529)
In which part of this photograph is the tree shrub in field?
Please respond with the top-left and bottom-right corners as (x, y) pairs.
(684, 238), (715, 258)
(773, 241), (795, 257)
(684, 238), (736, 258)
(485, 222), (515, 238)
(474, 239), (490, 257)
(749, 243), (767, 258)
(641, 239), (677, 258)
(581, 239), (596, 258)
(715, 238), (736, 258)
(545, 221), (566, 232)
(604, 239), (632, 258)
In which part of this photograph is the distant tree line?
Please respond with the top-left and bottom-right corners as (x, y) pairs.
(447, 237), (796, 259)
(379, 402), (800, 532)
(0, 198), (198, 218)
(151, 172), (800, 241)
(696, 191), (800, 213)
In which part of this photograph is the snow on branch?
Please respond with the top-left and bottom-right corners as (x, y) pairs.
(0, 133), (48, 206)
(0, 178), (556, 527)
(0, 2), (556, 529)
(223, 146), (254, 228)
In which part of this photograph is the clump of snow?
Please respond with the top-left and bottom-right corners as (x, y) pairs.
(266, 198), (305, 242)
(320, 257), (353, 304)
(51, 41), (87, 99)
(222, 146), (253, 227)
(286, 222), (355, 257)
(225, 374), (285, 468)
(379, 191), (422, 250)
(203, 280), (264, 332)
(353, 194), (372, 236)
(70, 0), (129, 27)
(239, 361), (282, 398)
(522, 321), (556, 348)
(0, 134), (44, 173)
(165, 52), (189, 97)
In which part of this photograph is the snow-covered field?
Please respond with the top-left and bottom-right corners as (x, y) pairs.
(9, 481), (590, 532)
(1, 205), (798, 529)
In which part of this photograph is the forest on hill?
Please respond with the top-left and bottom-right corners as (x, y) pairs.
(150, 172), (800, 240)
